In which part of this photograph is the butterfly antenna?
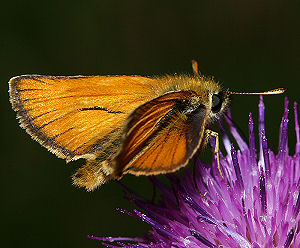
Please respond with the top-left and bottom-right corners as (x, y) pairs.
(226, 87), (286, 143)
(191, 60), (201, 77)
(228, 88), (287, 95)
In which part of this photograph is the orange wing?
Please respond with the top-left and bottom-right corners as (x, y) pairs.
(9, 75), (158, 162)
(112, 91), (208, 177)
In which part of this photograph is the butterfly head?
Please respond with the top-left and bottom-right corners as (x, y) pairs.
(193, 79), (231, 123)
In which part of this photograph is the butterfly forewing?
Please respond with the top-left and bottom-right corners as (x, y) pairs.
(9, 75), (158, 161)
(113, 91), (208, 177)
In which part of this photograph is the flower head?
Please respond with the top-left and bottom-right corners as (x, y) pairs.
(90, 96), (300, 247)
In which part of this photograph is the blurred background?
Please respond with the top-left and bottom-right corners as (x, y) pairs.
(1, 0), (299, 247)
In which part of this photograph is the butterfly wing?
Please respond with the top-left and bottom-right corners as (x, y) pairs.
(112, 90), (208, 177)
(9, 75), (158, 162)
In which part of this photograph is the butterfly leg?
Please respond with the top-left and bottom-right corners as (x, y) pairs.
(205, 129), (224, 179)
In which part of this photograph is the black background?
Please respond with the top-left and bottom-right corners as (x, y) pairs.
(1, 1), (299, 248)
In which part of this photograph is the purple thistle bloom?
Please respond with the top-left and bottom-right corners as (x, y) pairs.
(90, 96), (300, 248)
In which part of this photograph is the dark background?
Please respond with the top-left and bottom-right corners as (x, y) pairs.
(1, 1), (299, 247)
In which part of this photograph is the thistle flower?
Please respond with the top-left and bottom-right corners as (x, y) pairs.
(90, 96), (300, 248)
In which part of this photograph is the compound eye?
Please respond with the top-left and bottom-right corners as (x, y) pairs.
(212, 94), (222, 113)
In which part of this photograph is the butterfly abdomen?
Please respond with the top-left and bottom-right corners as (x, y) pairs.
(72, 160), (114, 191)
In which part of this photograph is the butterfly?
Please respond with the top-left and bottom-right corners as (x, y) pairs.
(9, 61), (286, 191)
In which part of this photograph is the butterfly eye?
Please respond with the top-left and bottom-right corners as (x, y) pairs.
(211, 94), (222, 113)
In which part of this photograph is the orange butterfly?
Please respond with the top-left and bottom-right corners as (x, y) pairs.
(9, 61), (286, 191)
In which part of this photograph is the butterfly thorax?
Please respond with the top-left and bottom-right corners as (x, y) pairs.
(156, 75), (230, 121)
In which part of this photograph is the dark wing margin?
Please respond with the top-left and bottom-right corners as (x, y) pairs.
(9, 75), (78, 159)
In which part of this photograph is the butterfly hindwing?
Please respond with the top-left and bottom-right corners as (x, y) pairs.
(112, 90), (208, 177)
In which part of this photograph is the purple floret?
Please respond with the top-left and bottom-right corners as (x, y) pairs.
(91, 96), (300, 248)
